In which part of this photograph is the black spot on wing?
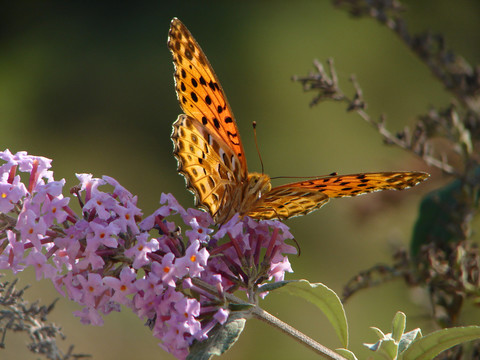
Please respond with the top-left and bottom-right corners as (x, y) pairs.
(227, 131), (240, 146)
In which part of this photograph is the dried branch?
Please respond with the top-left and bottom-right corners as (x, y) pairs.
(292, 58), (458, 175)
(0, 276), (89, 360)
(333, 0), (480, 115)
(294, 2), (480, 340)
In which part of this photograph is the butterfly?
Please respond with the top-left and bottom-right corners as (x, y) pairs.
(168, 18), (429, 224)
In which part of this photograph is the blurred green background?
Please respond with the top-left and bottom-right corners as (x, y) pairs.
(1, 1), (480, 359)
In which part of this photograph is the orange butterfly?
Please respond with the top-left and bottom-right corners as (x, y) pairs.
(168, 18), (429, 224)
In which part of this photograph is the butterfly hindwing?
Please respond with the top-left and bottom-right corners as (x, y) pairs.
(168, 18), (247, 177)
(247, 188), (329, 220)
(172, 114), (243, 218)
(246, 172), (429, 220)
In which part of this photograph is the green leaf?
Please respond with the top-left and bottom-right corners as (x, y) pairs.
(364, 341), (381, 351)
(381, 338), (399, 360)
(273, 279), (348, 347)
(187, 312), (246, 360)
(411, 166), (480, 257)
(370, 326), (386, 340)
(256, 280), (291, 293)
(335, 348), (358, 360)
(398, 328), (422, 354)
(365, 331), (398, 359)
(392, 312), (406, 343)
(399, 326), (480, 360)
(228, 303), (254, 311)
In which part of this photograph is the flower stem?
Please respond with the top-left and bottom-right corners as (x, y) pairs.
(192, 278), (348, 360)
(250, 306), (348, 360)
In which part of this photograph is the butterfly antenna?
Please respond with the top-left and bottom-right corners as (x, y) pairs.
(271, 173), (338, 180)
(252, 121), (265, 175)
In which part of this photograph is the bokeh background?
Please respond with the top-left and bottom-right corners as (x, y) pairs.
(1, 1), (480, 359)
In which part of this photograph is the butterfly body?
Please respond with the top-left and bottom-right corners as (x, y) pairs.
(168, 18), (429, 224)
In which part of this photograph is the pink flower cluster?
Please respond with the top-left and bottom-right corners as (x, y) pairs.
(0, 150), (296, 359)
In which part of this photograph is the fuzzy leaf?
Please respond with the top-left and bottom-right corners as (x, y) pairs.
(228, 303), (254, 311)
(392, 311), (406, 343)
(272, 279), (348, 347)
(187, 312), (246, 360)
(336, 348), (358, 360)
(410, 166), (480, 257)
(398, 328), (422, 354)
(256, 280), (291, 293)
(370, 326), (386, 339)
(399, 326), (480, 360)
(382, 338), (399, 360)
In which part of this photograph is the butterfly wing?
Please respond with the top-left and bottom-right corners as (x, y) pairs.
(247, 172), (429, 220)
(172, 114), (243, 220)
(168, 18), (247, 178)
(279, 172), (430, 197)
(247, 187), (330, 220)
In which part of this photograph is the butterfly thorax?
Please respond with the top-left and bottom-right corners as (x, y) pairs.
(244, 173), (272, 202)
(238, 173), (271, 214)
(215, 172), (271, 224)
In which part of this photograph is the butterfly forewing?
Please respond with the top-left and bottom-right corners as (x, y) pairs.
(168, 18), (247, 177)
